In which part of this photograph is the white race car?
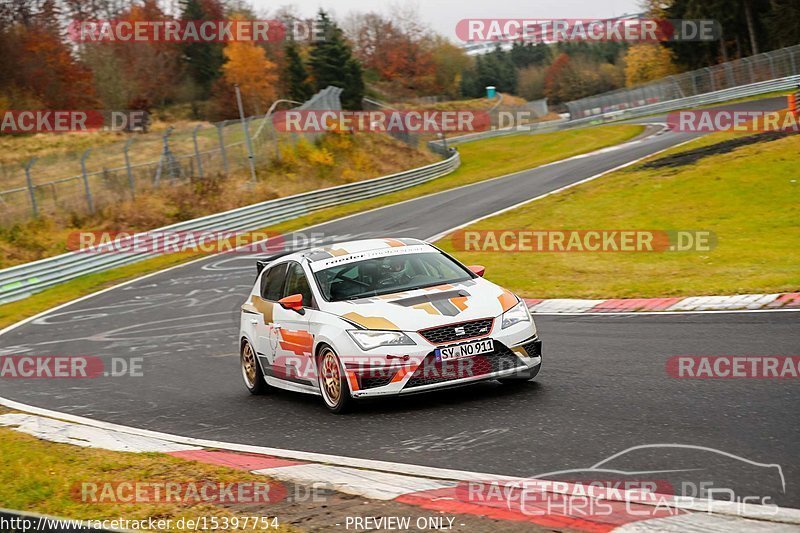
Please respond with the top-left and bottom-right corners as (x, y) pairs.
(239, 238), (542, 413)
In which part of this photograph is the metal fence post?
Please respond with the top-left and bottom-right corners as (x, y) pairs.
(165, 127), (178, 182)
(80, 149), (94, 214)
(705, 67), (715, 92)
(743, 58), (755, 84)
(216, 121), (229, 175)
(123, 138), (135, 199)
(154, 126), (174, 186)
(24, 158), (38, 218)
(193, 125), (204, 178)
(235, 84), (258, 183)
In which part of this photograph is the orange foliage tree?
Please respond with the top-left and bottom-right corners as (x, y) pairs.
(350, 12), (438, 95)
(221, 39), (278, 115)
(623, 44), (678, 87)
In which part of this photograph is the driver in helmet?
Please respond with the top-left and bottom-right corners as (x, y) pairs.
(378, 256), (411, 286)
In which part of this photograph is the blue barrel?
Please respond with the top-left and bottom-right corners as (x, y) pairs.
(486, 86), (497, 99)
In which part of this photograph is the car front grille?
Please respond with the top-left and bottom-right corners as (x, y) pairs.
(404, 341), (525, 389)
(418, 318), (493, 344)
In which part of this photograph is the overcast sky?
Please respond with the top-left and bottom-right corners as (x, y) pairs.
(249, 0), (644, 41)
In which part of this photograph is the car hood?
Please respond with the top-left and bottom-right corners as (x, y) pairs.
(321, 278), (519, 331)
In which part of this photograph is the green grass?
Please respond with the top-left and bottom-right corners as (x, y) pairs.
(0, 124), (643, 329)
(0, 425), (293, 531)
(438, 132), (800, 298)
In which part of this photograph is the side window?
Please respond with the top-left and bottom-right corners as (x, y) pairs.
(260, 263), (287, 301)
(283, 262), (313, 307)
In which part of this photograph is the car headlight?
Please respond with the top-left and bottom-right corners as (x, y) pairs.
(501, 300), (532, 329)
(347, 330), (416, 351)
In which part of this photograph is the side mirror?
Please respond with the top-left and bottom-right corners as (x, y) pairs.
(278, 294), (304, 312)
(468, 265), (486, 277)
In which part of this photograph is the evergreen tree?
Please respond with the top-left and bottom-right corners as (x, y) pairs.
(474, 45), (517, 94)
(343, 56), (365, 110)
(181, 0), (224, 99)
(510, 42), (551, 69)
(308, 10), (365, 109)
(285, 39), (313, 102)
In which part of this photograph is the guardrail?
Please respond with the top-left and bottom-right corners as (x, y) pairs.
(435, 74), (799, 147)
(0, 150), (460, 304)
(567, 44), (800, 119)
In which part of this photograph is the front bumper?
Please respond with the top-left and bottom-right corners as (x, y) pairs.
(343, 322), (542, 399)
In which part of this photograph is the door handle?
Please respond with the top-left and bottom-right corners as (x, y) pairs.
(249, 319), (258, 325)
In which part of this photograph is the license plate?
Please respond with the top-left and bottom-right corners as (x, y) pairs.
(435, 338), (494, 362)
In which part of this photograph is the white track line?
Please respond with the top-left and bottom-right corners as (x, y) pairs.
(425, 135), (695, 243)
(0, 413), (198, 453)
(252, 464), (455, 500)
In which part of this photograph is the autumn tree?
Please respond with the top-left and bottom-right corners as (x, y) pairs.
(1, 0), (98, 108)
(517, 65), (548, 101)
(624, 44), (678, 86)
(81, 1), (181, 110)
(348, 12), (438, 96)
(222, 38), (278, 115)
(430, 38), (470, 99)
(542, 53), (623, 104)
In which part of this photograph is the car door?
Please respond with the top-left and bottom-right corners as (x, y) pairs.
(272, 261), (315, 383)
(253, 262), (288, 371)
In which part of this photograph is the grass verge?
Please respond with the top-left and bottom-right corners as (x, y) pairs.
(0, 424), (294, 532)
(0, 123), (643, 329)
(438, 129), (800, 298)
(1, 132), (436, 266)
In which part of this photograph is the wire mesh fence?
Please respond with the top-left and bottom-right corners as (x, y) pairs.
(0, 86), (343, 225)
(566, 44), (800, 119)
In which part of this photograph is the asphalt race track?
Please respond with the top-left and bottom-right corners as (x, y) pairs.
(2, 97), (798, 507)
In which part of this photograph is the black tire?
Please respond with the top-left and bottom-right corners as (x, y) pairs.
(241, 339), (268, 395)
(499, 362), (541, 384)
(317, 345), (352, 414)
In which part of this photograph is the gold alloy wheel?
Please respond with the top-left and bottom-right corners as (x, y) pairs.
(320, 349), (342, 405)
(242, 342), (257, 388)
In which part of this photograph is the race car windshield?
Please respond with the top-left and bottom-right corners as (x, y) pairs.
(314, 252), (474, 302)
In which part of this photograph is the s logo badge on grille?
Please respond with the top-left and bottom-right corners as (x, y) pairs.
(454, 326), (466, 336)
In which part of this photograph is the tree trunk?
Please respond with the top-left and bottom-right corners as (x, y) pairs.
(743, 0), (759, 55)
